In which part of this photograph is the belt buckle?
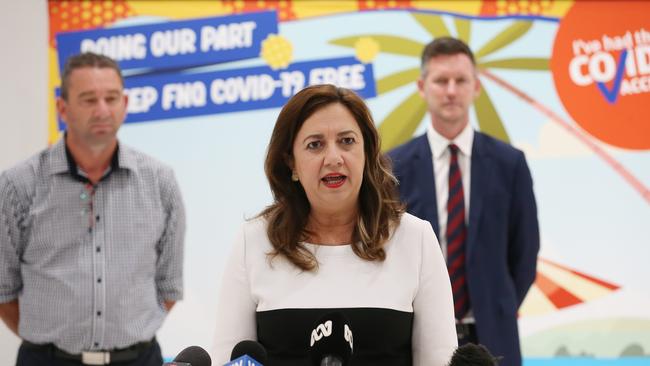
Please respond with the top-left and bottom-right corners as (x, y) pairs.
(81, 351), (110, 365)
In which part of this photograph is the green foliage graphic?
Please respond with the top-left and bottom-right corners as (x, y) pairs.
(330, 12), (549, 151)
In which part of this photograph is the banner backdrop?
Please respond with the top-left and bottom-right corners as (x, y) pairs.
(47, 1), (650, 364)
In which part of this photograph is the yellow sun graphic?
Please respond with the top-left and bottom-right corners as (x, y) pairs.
(354, 37), (380, 64)
(260, 34), (293, 70)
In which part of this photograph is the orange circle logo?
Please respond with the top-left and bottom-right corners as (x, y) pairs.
(551, 1), (650, 150)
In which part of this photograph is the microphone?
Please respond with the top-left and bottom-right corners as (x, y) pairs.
(163, 345), (212, 366)
(308, 312), (353, 366)
(223, 340), (267, 366)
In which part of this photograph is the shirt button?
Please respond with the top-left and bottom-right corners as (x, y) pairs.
(96, 215), (100, 222)
(80, 192), (88, 201)
(97, 278), (102, 283)
(96, 247), (101, 253)
(97, 311), (102, 316)
(94, 342), (99, 347)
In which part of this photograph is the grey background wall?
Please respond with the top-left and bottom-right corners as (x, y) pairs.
(0, 0), (48, 362)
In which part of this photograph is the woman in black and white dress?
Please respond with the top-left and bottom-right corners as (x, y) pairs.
(212, 84), (457, 366)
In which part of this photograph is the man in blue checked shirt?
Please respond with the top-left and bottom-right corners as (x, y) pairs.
(0, 52), (186, 366)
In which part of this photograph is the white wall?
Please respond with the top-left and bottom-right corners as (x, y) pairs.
(0, 0), (48, 169)
(0, 0), (48, 362)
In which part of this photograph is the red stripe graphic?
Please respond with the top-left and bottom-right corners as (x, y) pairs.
(539, 258), (620, 290)
(535, 272), (582, 308)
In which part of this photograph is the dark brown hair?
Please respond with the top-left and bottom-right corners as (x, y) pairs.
(60, 52), (124, 100)
(421, 36), (476, 76)
(260, 84), (404, 271)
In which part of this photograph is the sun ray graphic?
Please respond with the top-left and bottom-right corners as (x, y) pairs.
(519, 258), (620, 318)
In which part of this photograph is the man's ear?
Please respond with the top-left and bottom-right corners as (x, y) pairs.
(122, 92), (129, 111)
(417, 77), (425, 98)
(56, 97), (68, 125)
(473, 73), (482, 99)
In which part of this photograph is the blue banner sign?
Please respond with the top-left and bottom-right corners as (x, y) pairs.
(56, 57), (376, 128)
(56, 11), (278, 73)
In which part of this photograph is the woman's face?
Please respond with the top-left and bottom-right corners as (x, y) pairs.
(291, 103), (366, 215)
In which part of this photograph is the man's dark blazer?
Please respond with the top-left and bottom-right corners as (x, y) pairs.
(388, 131), (539, 366)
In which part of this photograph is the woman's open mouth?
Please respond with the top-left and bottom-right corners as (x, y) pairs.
(322, 174), (346, 188)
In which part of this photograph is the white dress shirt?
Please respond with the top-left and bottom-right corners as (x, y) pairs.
(426, 122), (474, 258)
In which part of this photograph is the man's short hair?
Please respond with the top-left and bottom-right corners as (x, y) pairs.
(421, 37), (476, 75)
(60, 52), (124, 100)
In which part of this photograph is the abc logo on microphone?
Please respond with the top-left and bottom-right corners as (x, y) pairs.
(309, 312), (353, 366)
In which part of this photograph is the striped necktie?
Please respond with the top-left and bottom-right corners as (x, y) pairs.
(446, 144), (470, 320)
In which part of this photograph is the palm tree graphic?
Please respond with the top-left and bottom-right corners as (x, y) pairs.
(329, 11), (650, 203)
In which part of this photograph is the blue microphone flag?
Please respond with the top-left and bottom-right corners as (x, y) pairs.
(223, 354), (263, 366)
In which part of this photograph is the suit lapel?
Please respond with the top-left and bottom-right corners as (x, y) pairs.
(414, 135), (440, 237)
(468, 132), (489, 260)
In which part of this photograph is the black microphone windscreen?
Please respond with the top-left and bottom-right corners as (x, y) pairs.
(230, 340), (268, 364)
(309, 312), (353, 366)
(173, 345), (212, 366)
(449, 343), (500, 366)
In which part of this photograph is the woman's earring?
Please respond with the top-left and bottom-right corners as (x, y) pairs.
(291, 171), (299, 182)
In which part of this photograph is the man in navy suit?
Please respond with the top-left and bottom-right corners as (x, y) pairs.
(388, 37), (539, 366)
